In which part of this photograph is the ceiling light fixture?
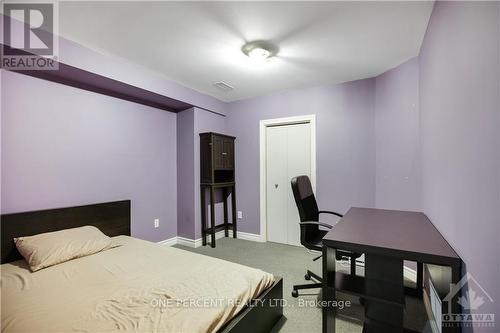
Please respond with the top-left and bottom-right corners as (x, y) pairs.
(242, 40), (279, 62)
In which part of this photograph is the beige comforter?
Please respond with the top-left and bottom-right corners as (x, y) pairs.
(1, 236), (274, 333)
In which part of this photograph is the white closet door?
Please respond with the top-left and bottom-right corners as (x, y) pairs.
(266, 126), (288, 244)
(266, 122), (311, 246)
(286, 123), (311, 246)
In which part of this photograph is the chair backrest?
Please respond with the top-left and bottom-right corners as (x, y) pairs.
(291, 175), (319, 222)
(291, 175), (321, 249)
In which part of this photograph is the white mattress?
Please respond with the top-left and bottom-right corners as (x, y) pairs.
(1, 236), (275, 333)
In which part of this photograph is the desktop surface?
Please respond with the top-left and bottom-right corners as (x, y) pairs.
(322, 207), (460, 263)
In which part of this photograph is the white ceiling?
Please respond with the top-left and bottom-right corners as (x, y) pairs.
(59, 1), (434, 102)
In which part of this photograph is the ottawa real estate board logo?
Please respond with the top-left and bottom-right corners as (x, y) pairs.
(2, 1), (58, 70)
(443, 273), (495, 329)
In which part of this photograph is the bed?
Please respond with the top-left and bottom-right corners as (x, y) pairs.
(1, 200), (283, 333)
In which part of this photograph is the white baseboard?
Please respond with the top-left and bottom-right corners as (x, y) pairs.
(175, 236), (202, 248)
(236, 231), (265, 242)
(157, 236), (178, 247)
(158, 231), (263, 248)
(177, 231), (226, 248)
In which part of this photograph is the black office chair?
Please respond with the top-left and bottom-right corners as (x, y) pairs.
(290, 175), (362, 298)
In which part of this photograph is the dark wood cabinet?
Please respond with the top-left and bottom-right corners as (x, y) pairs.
(199, 132), (236, 247)
(200, 132), (235, 183)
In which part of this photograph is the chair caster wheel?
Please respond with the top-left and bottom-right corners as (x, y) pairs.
(304, 274), (311, 281)
(291, 290), (299, 298)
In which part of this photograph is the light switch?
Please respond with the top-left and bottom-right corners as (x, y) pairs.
(237, 211), (243, 219)
(154, 218), (160, 228)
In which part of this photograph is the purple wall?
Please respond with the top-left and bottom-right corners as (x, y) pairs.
(176, 107), (227, 240)
(176, 108), (196, 238)
(226, 79), (376, 234)
(419, 1), (500, 324)
(1, 13), (230, 242)
(374, 58), (421, 211)
(1, 71), (178, 242)
(2, 14), (229, 243)
(193, 108), (227, 240)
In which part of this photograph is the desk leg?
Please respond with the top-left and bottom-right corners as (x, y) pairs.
(416, 262), (424, 297)
(364, 254), (404, 333)
(210, 186), (216, 248)
(231, 185), (237, 238)
(322, 246), (336, 333)
(223, 187), (229, 237)
(201, 186), (207, 246)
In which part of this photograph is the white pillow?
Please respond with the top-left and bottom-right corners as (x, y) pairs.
(14, 226), (115, 271)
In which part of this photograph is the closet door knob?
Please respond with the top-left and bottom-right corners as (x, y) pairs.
(275, 184), (279, 188)
(222, 152), (227, 155)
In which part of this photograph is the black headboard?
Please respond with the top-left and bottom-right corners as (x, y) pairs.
(1, 200), (131, 264)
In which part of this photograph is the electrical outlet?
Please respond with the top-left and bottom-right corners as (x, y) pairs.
(154, 218), (160, 228)
(237, 211), (243, 219)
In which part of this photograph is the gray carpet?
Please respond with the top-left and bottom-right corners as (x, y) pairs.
(174, 238), (430, 333)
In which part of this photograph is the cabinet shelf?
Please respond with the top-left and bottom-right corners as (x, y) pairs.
(205, 223), (235, 234)
(330, 272), (405, 307)
(332, 272), (431, 332)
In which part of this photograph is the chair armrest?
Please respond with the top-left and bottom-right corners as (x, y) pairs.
(318, 210), (343, 218)
(299, 221), (333, 229)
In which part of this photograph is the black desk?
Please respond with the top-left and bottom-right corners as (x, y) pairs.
(322, 207), (462, 333)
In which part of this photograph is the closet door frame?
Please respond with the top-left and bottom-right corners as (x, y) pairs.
(259, 114), (316, 242)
